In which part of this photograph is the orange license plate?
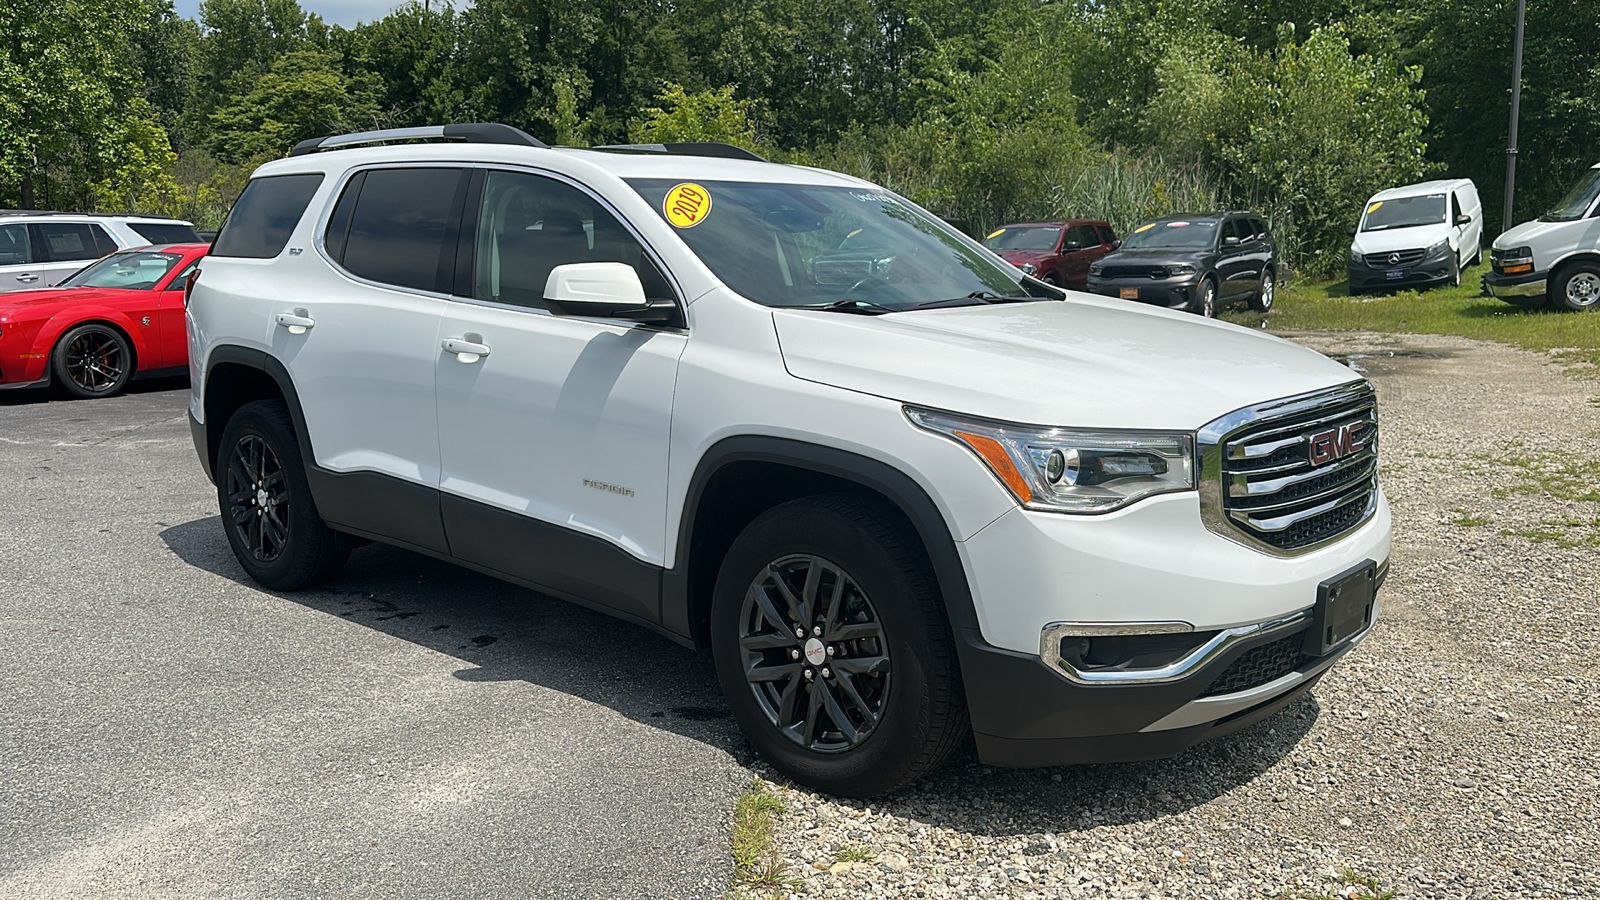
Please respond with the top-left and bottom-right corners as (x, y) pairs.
(1119, 288), (1139, 299)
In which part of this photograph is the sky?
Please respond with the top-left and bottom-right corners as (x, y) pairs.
(173, 0), (419, 29)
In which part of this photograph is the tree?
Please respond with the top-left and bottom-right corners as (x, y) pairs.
(208, 49), (386, 162)
(629, 84), (762, 148)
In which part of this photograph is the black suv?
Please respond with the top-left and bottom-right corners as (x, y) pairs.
(1085, 212), (1277, 317)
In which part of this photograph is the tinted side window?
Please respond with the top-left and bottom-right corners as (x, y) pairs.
(0, 224), (32, 265)
(1251, 218), (1270, 242)
(212, 173), (326, 259)
(1096, 224), (1116, 245)
(342, 167), (464, 293)
(323, 171), (366, 264)
(129, 222), (202, 244)
(474, 170), (670, 310)
(36, 223), (105, 261)
(1063, 225), (1098, 249)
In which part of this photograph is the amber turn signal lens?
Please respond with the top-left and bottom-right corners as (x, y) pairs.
(1501, 263), (1533, 274)
(952, 431), (1033, 503)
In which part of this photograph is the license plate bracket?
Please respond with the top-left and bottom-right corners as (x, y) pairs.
(1303, 561), (1376, 656)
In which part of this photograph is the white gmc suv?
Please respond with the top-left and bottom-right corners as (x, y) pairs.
(186, 124), (1391, 797)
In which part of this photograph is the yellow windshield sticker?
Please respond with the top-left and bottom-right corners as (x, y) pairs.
(1366, 201), (1383, 214)
(664, 183), (712, 228)
(1134, 223), (1156, 233)
(986, 228), (1005, 239)
(848, 228), (864, 238)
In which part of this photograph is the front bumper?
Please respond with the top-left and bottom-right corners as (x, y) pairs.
(1483, 268), (1548, 300)
(1347, 251), (1456, 290)
(1085, 275), (1201, 311)
(953, 491), (1390, 766)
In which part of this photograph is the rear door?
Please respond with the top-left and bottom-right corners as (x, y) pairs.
(1056, 224), (1101, 289)
(0, 223), (41, 292)
(434, 167), (687, 623)
(32, 222), (117, 286)
(1216, 218), (1254, 299)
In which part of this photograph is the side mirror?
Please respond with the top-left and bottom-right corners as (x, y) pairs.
(1347, 226), (1358, 236)
(544, 262), (676, 323)
(1456, 213), (1473, 226)
(1111, 240), (1121, 250)
(1223, 235), (1241, 247)
(1062, 241), (1081, 251)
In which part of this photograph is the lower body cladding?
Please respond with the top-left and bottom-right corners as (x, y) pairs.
(951, 493), (1390, 766)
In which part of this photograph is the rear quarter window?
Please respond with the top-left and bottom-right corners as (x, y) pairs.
(212, 173), (326, 259)
(128, 222), (202, 245)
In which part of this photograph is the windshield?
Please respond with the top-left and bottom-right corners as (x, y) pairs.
(1543, 167), (1600, 222)
(1121, 220), (1217, 250)
(983, 226), (1059, 251)
(1360, 194), (1445, 232)
(60, 250), (184, 290)
(627, 179), (1035, 311)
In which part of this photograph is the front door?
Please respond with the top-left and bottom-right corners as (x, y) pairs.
(434, 168), (686, 623)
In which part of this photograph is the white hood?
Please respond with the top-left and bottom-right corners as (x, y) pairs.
(1351, 224), (1449, 256)
(1493, 216), (1598, 251)
(773, 295), (1362, 430)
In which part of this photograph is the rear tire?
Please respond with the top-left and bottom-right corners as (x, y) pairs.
(216, 400), (349, 590)
(709, 495), (968, 797)
(1552, 262), (1600, 311)
(52, 323), (133, 399)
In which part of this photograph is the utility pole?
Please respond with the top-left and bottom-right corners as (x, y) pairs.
(1503, 0), (1527, 234)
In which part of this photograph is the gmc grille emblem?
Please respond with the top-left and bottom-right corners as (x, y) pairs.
(1308, 422), (1367, 465)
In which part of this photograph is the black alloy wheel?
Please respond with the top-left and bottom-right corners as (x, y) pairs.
(226, 433), (291, 563)
(216, 400), (350, 589)
(52, 324), (133, 399)
(710, 495), (968, 797)
(738, 553), (891, 753)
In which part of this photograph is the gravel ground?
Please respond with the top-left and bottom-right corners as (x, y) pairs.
(759, 331), (1600, 900)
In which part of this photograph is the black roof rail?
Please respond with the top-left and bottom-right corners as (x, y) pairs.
(289, 123), (549, 157)
(0, 210), (186, 219)
(590, 142), (768, 163)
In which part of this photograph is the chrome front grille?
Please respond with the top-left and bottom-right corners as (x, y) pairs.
(1363, 249), (1424, 268)
(1198, 382), (1378, 555)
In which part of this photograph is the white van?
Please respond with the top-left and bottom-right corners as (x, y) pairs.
(1346, 179), (1482, 294)
(1485, 162), (1600, 311)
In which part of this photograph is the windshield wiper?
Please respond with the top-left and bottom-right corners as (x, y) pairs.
(808, 298), (899, 315)
(912, 290), (1038, 310)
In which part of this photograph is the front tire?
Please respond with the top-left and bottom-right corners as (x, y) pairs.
(709, 495), (968, 797)
(217, 400), (349, 590)
(1552, 262), (1600, 311)
(1195, 277), (1217, 317)
(1249, 269), (1275, 312)
(52, 323), (133, 399)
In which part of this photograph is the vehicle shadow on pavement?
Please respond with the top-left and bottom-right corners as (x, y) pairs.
(158, 516), (751, 762)
(0, 374), (188, 406)
(160, 515), (1318, 830)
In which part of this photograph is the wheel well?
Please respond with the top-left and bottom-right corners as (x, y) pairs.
(203, 362), (285, 470)
(684, 460), (928, 648)
(1554, 254), (1600, 278)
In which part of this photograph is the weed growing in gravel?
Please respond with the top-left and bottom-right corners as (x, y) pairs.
(1492, 453), (1600, 503)
(1500, 519), (1600, 547)
(726, 780), (798, 900)
(1447, 509), (1492, 527)
(833, 844), (876, 864)
(1281, 868), (1399, 900)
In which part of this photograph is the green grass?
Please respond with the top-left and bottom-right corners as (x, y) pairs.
(1219, 261), (1600, 370)
(725, 781), (797, 899)
(1447, 509), (1492, 527)
(833, 844), (876, 864)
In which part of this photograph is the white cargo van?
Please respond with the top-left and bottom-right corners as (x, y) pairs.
(1485, 162), (1600, 310)
(1347, 179), (1482, 294)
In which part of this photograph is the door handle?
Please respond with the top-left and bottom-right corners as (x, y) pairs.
(15, 274), (37, 282)
(442, 335), (491, 363)
(274, 309), (314, 334)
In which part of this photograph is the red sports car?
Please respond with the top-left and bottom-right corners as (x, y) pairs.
(0, 243), (208, 399)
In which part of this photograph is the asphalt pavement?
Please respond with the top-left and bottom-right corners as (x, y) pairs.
(0, 379), (750, 898)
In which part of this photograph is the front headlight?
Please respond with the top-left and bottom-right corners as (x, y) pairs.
(1017, 262), (1038, 276)
(1088, 263), (1103, 276)
(1426, 237), (1451, 258)
(905, 407), (1195, 513)
(1349, 246), (1362, 264)
(1167, 263), (1196, 276)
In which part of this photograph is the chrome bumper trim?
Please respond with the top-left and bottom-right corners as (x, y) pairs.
(1485, 276), (1547, 299)
(1039, 611), (1310, 686)
(1138, 605), (1376, 732)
